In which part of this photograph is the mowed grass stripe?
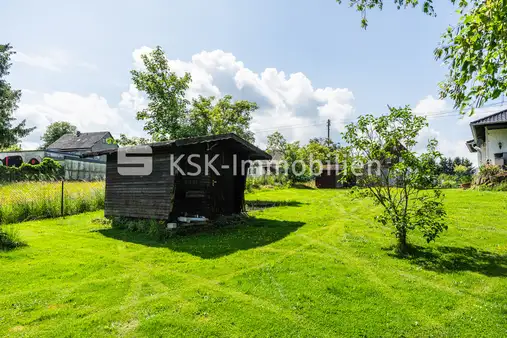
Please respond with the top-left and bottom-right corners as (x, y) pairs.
(0, 189), (506, 337)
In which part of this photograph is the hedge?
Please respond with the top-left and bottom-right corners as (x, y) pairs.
(0, 158), (65, 182)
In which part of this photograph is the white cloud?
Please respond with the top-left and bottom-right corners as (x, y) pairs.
(16, 92), (144, 149)
(130, 47), (356, 148)
(413, 95), (449, 117)
(12, 50), (97, 72)
(12, 51), (63, 71)
(15, 47), (357, 149)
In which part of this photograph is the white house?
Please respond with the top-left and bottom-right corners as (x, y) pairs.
(466, 110), (507, 167)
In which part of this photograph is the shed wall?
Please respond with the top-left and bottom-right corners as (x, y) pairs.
(104, 151), (175, 219)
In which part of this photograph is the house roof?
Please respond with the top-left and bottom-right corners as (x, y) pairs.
(80, 133), (272, 160)
(470, 109), (507, 126)
(47, 132), (112, 151)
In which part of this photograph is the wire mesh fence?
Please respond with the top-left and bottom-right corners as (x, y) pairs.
(0, 180), (105, 224)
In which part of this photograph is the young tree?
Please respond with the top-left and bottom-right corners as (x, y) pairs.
(40, 121), (77, 149)
(342, 106), (447, 252)
(0, 44), (35, 148)
(188, 95), (257, 143)
(335, 0), (507, 113)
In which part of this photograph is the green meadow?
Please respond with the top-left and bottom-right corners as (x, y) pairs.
(1, 188), (506, 337)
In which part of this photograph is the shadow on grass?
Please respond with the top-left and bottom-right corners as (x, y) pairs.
(245, 200), (305, 211)
(98, 217), (305, 259)
(291, 183), (316, 190)
(387, 245), (507, 277)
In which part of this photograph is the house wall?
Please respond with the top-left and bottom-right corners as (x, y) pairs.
(104, 150), (175, 219)
(485, 127), (507, 164)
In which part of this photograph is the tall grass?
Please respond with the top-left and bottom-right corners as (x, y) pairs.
(0, 181), (105, 224)
(246, 174), (290, 192)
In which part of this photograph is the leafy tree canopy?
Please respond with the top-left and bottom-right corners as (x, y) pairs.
(0, 44), (35, 148)
(107, 134), (151, 147)
(266, 131), (288, 155)
(188, 95), (256, 143)
(132, 46), (257, 142)
(336, 0), (507, 113)
(40, 121), (77, 149)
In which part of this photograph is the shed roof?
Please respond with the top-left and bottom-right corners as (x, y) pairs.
(47, 131), (112, 150)
(470, 109), (507, 126)
(81, 133), (271, 160)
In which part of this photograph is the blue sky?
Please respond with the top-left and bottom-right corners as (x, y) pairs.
(2, 0), (498, 163)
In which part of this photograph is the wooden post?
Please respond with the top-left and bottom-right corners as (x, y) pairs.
(61, 180), (64, 217)
(327, 119), (331, 143)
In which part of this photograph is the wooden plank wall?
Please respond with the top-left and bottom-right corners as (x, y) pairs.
(104, 151), (174, 219)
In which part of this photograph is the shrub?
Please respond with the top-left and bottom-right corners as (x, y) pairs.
(0, 225), (24, 250)
(479, 164), (503, 177)
(473, 164), (506, 187)
(438, 174), (459, 189)
(0, 158), (64, 182)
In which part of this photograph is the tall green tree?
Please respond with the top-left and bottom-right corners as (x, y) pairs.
(188, 95), (256, 143)
(131, 46), (257, 142)
(131, 46), (192, 141)
(40, 121), (77, 149)
(335, 0), (507, 113)
(343, 106), (447, 252)
(266, 131), (287, 155)
(0, 44), (35, 148)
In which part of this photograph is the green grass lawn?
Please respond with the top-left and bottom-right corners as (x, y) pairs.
(1, 189), (506, 337)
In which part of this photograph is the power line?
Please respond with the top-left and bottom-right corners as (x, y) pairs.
(252, 100), (506, 135)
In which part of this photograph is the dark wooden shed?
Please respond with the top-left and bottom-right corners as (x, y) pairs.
(315, 164), (357, 189)
(83, 133), (270, 220)
(315, 164), (341, 189)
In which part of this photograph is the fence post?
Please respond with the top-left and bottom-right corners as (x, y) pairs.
(61, 180), (65, 217)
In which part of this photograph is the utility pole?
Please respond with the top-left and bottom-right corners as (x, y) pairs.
(327, 119), (331, 144)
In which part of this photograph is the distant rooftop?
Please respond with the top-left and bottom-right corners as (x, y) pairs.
(47, 131), (111, 151)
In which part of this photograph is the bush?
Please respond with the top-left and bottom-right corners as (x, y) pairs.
(473, 164), (506, 187)
(0, 158), (64, 182)
(0, 226), (24, 250)
(474, 180), (507, 192)
(437, 174), (459, 189)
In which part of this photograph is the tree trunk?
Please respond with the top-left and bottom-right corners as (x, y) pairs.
(397, 230), (408, 253)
